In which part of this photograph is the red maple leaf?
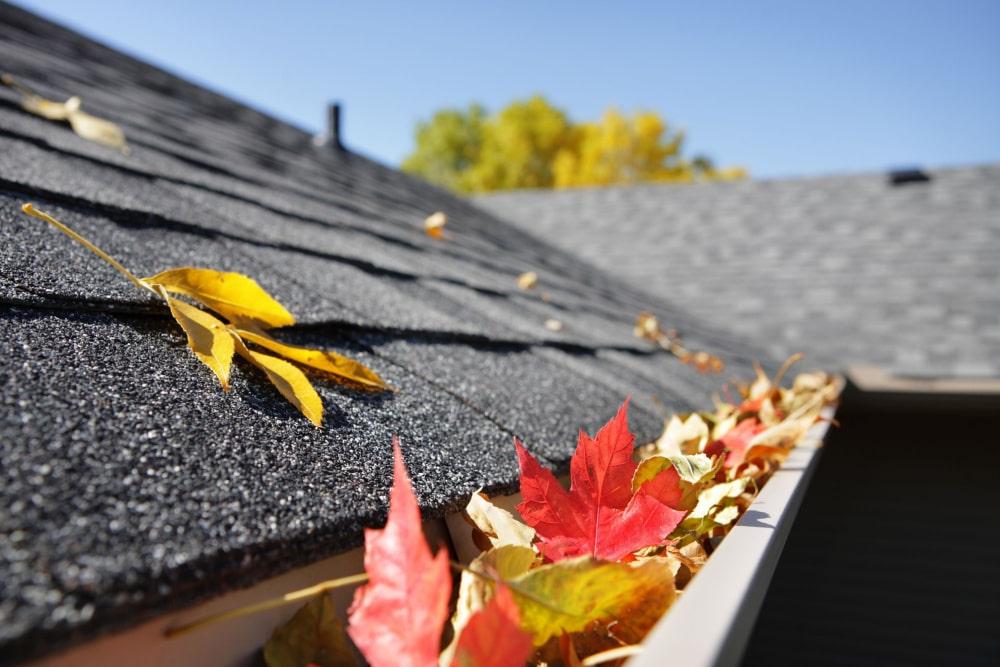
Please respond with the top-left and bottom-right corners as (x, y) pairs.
(515, 399), (687, 562)
(450, 585), (533, 667)
(347, 438), (452, 667)
(716, 418), (765, 469)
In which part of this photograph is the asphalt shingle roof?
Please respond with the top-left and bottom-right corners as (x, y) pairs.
(0, 3), (774, 661)
(478, 166), (1000, 379)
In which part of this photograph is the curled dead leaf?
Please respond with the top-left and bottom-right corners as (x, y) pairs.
(2, 74), (128, 152)
(517, 271), (539, 290)
(464, 492), (536, 550)
(424, 211), (447, 239)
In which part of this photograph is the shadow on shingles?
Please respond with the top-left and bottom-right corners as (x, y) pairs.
(0, 306), (395, 427)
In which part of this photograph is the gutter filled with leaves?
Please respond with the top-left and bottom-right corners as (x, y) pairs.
(176, 365), (838, 666)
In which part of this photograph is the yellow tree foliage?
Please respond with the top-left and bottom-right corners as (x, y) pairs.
(402, 95), (746, 193)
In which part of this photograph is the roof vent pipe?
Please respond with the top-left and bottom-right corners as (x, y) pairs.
(888, 168), (931, 186)
(314, 102), (344, 150)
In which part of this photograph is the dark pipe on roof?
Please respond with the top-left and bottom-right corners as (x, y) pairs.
(888, 167), (931, 186)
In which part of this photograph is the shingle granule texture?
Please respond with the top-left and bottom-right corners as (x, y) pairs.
(0, 3), (780, 662)
(478, 166), (1000, 379)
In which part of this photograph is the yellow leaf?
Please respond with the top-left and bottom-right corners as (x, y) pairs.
(634, 454), (720, 511)
(443, 544), (538, 665)
(453, 545), (538, 633)
(688, 477), (749, 521)
(424, 211), (447, 239)
(516, 271), (538, 290)
(21, 94), (70, 120)
(235, 328), (387, 392)
(162, 293), (234, 390)
(19, 205), (340, 426)
(67, 107), (128, 152)
(465, 492), (536, 550)
(2, 76), (128, 152)
(145, 267), (295, 329)
(510, 556), (674, 646)
(235, 338), (323, 426)
(653, 414), (709, 457)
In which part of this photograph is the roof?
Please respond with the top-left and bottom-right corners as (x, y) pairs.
(478, 165), (1000, 379)
(0, 3), (774, 661)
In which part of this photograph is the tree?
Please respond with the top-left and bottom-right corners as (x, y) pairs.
(401, 104), (487, 193)
(402, 95), (746, 193)
(464, 95), (574, 192)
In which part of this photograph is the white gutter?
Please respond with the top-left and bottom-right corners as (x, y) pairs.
(630, 407), (835, 667)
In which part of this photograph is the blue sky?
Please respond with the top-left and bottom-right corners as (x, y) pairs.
(18, 0), (1000, 179)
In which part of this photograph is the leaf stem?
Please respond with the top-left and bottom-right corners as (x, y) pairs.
(1, 73), (38, 98)
(772, 352), (804, 389)
(164, 572), (368, 638)
(20, 203), (153, 293)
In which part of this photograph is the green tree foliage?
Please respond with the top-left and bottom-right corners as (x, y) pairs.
(403, 96), (746, 193)
(401, 104), (487, 193)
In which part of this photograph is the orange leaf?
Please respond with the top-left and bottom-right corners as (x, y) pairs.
(450, 585), (533, 667)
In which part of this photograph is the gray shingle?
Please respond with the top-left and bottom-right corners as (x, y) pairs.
(478, 167), (1000, 378)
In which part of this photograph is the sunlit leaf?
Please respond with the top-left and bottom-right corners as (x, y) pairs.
(653, 414), (709, 456)
(516, 271), (538, 290)
(20, 94), (71, 120)
(510, 556), (674, 646)
(162, 293), (234, 390)
(748, 416), (816, 450)
(67, 106), (128, 152)
(688, 477), (749, 521)
(443, 544), (537, 666)
(263, 593), (355, 667)
(145, 267), (295, 329)
(237, 328), (387, 392)
(634, 454), (720, 512)
(20, 204), (389, 425)
(235, 338), (323, 426)
(451, 544), (538, 642)
(424, 211), (447, 239)
(465, 492), (536, 550)
(666, 453), (714, 485)
(712, 505), (740, 526)
(2, 75), (127, 151)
